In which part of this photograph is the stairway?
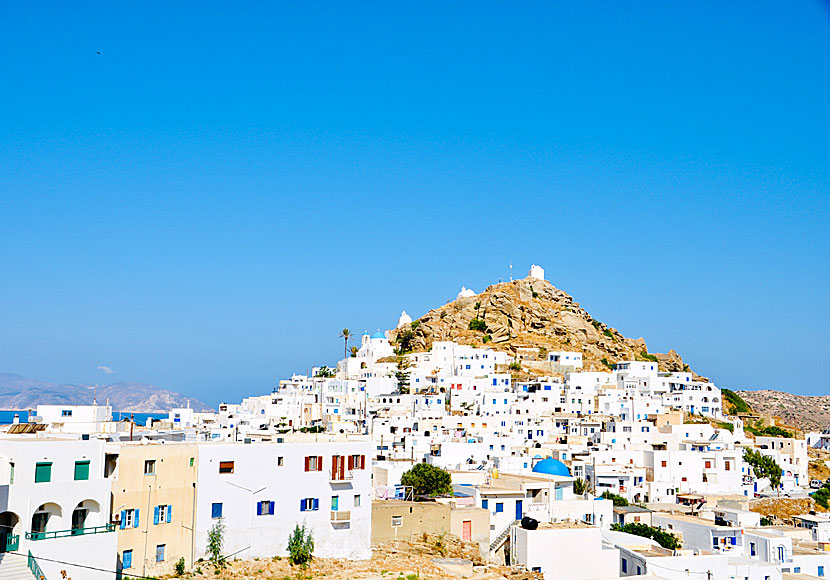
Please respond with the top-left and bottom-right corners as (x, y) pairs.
(0, 552), (34, 580)
(489, 519), (519, 554)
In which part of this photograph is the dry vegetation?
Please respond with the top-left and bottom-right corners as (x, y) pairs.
(169, 534), (539, 580)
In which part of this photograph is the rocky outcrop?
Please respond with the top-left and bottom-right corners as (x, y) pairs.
(392, 277), (694, 374)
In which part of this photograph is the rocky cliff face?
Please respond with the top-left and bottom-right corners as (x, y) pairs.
(391, 277), (692, 374)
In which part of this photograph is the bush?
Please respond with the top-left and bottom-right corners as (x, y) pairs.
(207, 518), (225, 569)
(601, 491), (629, 506)
(482, 335), (491, 344)
(468, 318), (487, 332)
(287, 524), (314, 567)
(722, 389), (752, 414)
(508, 361), (522, 372)
(600, 358), (614, 370)
(400, 463), (452, 498)
(410, 320), (420, 330)
(175, 557), (186, 576)
(640, 351), (658, 363)
(610, 523), (680, 550)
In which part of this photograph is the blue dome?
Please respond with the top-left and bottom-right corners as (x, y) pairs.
(532, 458), (571, 477)
(370, 331), (386, 339)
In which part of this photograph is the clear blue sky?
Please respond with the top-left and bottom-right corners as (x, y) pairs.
(1, 2), (828, 404)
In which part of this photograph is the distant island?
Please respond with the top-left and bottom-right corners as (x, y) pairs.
(0, 372), (212, 412)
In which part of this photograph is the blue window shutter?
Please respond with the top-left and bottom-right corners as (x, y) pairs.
(269, 501), (275, 515)
(257, 502), (263, 516)
(120, 511), (126, 529)
(300, 499), (306, 512)
(134, 509), (140, 528)
(313, 498), (319, 511)
(154, 506), (160, 525)
(167, 505), (172, 523)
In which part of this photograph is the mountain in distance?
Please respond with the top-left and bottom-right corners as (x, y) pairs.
(391, 276), (695, 375)
(0, 372), (212, 413)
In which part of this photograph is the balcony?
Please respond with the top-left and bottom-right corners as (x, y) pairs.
(330, 470), (354, 483)
(26, 524), (116, 541)
(330, 510), (351, 522)
(0, 533), (18, 552)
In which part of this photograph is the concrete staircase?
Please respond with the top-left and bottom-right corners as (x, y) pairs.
(489, 519), (519, 554)
(0, 552), (34, 580)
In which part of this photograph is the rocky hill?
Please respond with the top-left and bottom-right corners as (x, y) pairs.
(737, 389), (830, 432)
(0, 372), (212, 412)
(391, 276), (694, 375)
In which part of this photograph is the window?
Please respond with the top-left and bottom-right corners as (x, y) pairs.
(331, 496), (339, 511)
(123, 550), (133, 569)
(481, 499), (489, 509)
(211, 503), (223, 519)
(154, 504), (172, 524)
(219, 461), (235, 474)
(750, 542), (756, 556)
(818, 565), (824, 577)
(9, 462), (13, 484)
(156, 544), (165, 563)
(300, 498), (319, 512)
(120, 508), (140, 529)
(354, 494), (361, 507)
(189, 457), (194, 467)
(495, 503), (504, 513)
(391, 515), (402, 526)
(35, 462), (52, 483)
(304, 456), (323, 472)
(621, 559), (627, 573)
(144, 460), (156, 475)
(61, 410), (72, 417)
(257, 500), (275, 516)
(348, 455), (366, 470)
(725, 461), (731, 471)
(277, 456), (284, 467)
(74, 460), (90, 481)
(661, 461), (667, 467)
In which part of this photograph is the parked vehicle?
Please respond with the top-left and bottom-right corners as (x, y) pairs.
(810, 479), (823, 489)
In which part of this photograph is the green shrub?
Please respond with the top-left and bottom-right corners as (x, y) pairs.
(482, 335), (491, 344)
(410, 320), (420, 330)
(175, 557), (186, 576)
(287, 523), (315, 567)
(610, 523), (680, 550)
(722, 389), (752, 414)
(602, 329), (614, 339)
(508, 361), (522, 372)
(601, 491), (629, 506)
(468, 318), (487, 332)
(600, 358), (614, 370)
(640, 351), (659, 363)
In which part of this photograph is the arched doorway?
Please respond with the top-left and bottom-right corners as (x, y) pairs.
(72, 500), (101, 534)
(31, 503), (62, 539)
(0, 511), (20, 552)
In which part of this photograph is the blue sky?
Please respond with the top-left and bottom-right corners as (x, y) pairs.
(1, 2), (828, 404)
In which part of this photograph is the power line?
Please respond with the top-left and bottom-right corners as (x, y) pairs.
(4, 549), (181, 579)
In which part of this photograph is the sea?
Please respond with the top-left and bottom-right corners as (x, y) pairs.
(0, 410), (168, 426)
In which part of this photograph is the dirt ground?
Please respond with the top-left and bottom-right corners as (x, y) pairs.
(170, 534), (541, 580)
(750, 497), (828, 523)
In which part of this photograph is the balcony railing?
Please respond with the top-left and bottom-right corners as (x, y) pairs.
(329, 470), (354, 482)
(0, 533), (19, 552)
(330, 510), (351, 522)
(26, 524), (115, 541)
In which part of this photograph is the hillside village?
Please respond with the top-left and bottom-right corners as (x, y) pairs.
(2, 266), (830, 580)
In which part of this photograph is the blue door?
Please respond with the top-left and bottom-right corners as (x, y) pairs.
(515, 500), (523, 520)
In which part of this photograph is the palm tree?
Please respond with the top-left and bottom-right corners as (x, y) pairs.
(339, 328), (353, 360)
(349, 345), (359, 358)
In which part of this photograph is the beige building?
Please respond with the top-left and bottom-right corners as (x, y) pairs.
(372, 500), (489, 557)
(111, 441), (199, 578)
